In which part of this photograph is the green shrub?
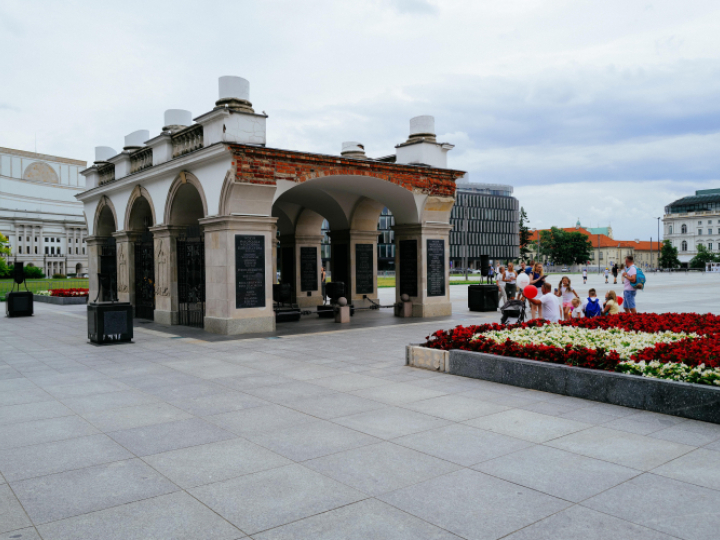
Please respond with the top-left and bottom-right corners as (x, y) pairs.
(52, 273), (67, 279)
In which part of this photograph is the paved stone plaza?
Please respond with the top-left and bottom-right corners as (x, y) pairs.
(2, 273), (720, 539)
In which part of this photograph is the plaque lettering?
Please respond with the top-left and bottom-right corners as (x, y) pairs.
(236, 235), (266, 309)
(426, 239), (445, 297)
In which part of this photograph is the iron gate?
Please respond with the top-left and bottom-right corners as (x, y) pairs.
(99, 237), (117, 302)
(134, 230), (155, 320)
(177, 225), (205, 328)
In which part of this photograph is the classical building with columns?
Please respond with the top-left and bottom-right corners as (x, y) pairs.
(0, 147), (88, 276)
(78, 76), (464, 335)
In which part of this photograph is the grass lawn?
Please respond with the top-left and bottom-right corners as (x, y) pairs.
(0, 278), (89, 300)
(377, 276), (489, 288)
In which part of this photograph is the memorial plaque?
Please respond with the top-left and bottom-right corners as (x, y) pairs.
(427, 239), (445, 297)
(236, 235), (266, 309)
(355, 244), (374, 295)
(399, 239), (418, 298)
(300, 247), (318, 291)
(104, 311), (128, 334)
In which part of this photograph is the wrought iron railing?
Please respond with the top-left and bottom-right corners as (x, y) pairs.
(130, 147), (153, 174)
(171, 124), (204, 158)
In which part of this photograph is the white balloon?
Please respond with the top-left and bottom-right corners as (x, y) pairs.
(517, 273), (530, 288)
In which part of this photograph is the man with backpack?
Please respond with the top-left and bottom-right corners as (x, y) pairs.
(621, 255), (643, 314)
(584, 288), (602, 318)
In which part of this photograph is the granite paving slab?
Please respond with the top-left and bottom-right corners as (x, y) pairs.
(464, 409), (592, 443)
(0, 416), (99, 450)
(189, 464), (366, 535)
(0, 484), (32, 534)
(333, 407), (450, 439)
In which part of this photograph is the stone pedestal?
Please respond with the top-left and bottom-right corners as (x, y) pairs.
(335, 305), (351, 323)
(113, 231), (140, 306)
(149, 225), (184, 325)
(393, 223), (452, 317)
(329, 229), (378, 308)
(200, 215), (277, 335)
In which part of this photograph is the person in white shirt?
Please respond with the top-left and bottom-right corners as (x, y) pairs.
(528, 282), (561, 323)
(495, 265), (507, 308)
(503, 262), (518, 299)
(621, 256), (638, 313)
(570, 297), (584, 318)
(582, 268), (588, 284)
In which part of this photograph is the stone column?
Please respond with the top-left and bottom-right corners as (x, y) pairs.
(149, 225), (184, 325)
(329, 229), (379, 308)
(112, 231), (140, 306)
(393, 223), (453, 317)
(85, 236), (105, 302)
(200, 215), (277, 335)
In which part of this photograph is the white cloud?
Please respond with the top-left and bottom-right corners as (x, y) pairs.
(1, 0), (719, 240)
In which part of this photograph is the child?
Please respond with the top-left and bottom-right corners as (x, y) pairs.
(584, 288), (602, 318)
(571, 297), (584, 318)
(603, 290), (620, 315)
(582, 268), (587, 284)
(555, 275), (579, 321)
(604, 268), (609, 284)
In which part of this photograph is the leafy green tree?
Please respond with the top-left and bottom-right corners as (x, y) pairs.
(539, 227), (593, 266)
(519, 207), (532, 260)
(659, 240), (681, 269)
(689, 244), (719, 269)
(0, 233), (11, 278)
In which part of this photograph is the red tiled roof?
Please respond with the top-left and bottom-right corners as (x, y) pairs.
(527, 228), (659, 251)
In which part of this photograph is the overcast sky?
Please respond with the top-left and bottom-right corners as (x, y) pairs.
(2, 0), (720, 240)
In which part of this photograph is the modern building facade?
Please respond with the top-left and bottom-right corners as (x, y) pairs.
(663, 188), (720, 265)
(0, 147), (89, 276)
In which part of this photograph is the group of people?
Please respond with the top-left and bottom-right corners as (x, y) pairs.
(494, 256), (639, 322)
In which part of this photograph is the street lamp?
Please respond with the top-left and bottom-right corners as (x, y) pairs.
(656, 217), (661, 270)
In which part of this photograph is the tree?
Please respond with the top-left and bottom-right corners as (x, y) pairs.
(689, 244), (718, 269)
(518, 207), (532, 261)
(0, 233), (10, 279)
(539, 227), (593, 266)
(659, 240), (681, 269)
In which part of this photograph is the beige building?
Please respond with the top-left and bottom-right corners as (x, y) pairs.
(0, 147), (88, 276)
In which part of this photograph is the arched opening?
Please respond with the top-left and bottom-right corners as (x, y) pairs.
(94, 202), (118, 301)
(681, 224), (687, 234)
(127, 194), (155, 320)
(167, 181), (206, 327)
(682, 241), (688, 251)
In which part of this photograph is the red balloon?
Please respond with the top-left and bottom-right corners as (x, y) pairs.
(617, 296), (624, 306)
(523, 285), (538, 299)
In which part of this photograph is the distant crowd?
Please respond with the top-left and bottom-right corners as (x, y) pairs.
(493, 256), (641, 323)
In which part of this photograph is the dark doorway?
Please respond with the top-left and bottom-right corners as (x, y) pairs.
(134, 230), (155, 320)
(177, 225), (205, 328)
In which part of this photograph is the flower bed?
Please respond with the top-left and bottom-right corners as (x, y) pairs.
(424, 313), (720, 386)
(50, 288), (89, 297)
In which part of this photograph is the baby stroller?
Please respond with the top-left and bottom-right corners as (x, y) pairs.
(500, 299), (526, 325)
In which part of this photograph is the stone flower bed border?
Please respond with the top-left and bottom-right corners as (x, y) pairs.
(409, 313), (720, 424)
(407, 345), (720, 424)
(33, 294), (88, 305)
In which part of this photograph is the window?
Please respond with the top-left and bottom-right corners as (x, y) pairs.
(45, 247), (49, 254)
(698, 221), (702, 225)
(26, 236), (30, 242)
(710, 229), (714, 235)
(51, 238), (54, 243)
(51, 247), (55, 254)
(699, 229), (703, 236)
(668, 226), (673, 234)
(83, 248), (86, 255)
(709, 220), (712, 224)
(56, 238), (60, 242)
(45, 237), (48, 242)
(18, 246), (22, 254)
(35, 247), (37, 254)
(681, 224), (687, 234)
(682, 241), (688, 251)
(35, 237), (38, 242)
(710, 243), (714, 251)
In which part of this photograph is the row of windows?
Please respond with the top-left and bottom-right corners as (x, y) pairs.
(452, 207), (518, 222)
(449, 231), (518, 246)
(15, 236), (85, 244)
(450, 245), (519, 259)
(15, 246), (85, 255)
(455, 193), (518, 211)
(450, 219), (518, 235)
(666, 203), (720, 213)
(678, 241), (717, 252)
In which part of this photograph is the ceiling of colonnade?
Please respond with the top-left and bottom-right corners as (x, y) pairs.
(272, 174), (424, 234)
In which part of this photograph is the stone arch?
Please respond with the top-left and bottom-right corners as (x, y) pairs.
(165, 172), (208, 226)
(350, 197), (385, 232)
(295, 208), (326, 237)
(220, 171), (275, 217)
(94, 196), (118, 237)
(23, 162), (59, 183)
(124, 186), (157, 231)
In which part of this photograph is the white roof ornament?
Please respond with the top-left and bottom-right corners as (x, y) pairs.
(163, 109), (192, 133)
(94, 146), (116, 163)
(408, 115), (436, 142)
(341, 141), (366, 159)
(216, 76), (254, 113)
(123, 130), (150, 150)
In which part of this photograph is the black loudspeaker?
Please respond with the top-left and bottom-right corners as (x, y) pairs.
(13, 262), (25, 284)
(480, 255), (489, 277)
